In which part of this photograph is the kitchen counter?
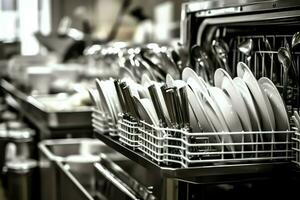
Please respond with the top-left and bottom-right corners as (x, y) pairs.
(0, 79), (93, 139)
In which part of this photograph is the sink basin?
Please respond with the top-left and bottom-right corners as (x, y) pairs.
(39, 138), (158, 200)
(39, 138), (123, 200)
(39, 138), (114, 160)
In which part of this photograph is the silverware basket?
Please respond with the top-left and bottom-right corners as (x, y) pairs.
(139, 121), (294, 168)
(138, 121), (165, 165)
(92, 108), (118, 137)
(118, 115), (140, 149)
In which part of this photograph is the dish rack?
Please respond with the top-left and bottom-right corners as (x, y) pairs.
(92, 108), (118, 137)
(292, 129), (300, 167)
(118, 114), (140, 149)
(138, 121), (293, 168)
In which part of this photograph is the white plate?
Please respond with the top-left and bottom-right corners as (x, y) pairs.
(88, 88), (102, 110)
(133, 97), (159, 126)
(95, 79), (116, 124)
(214, 68), (252, 132)
(200, 89), (235, 152)
(101, 80), (118, 123)
(166, 74), (174, 87)
(233, 77), (262, 132)
(237, 62), (275, 131)
(258, 77), (290, 131)
(182, 67), (209, 97)
(140, 98), (159, 126)
(106, 79), (122, 114)
(186, 86), (215, 132)
(209, 87), (243, 132)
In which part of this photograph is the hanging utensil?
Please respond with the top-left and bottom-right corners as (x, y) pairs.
(171, 50), (184, 74)
(277, 47), (292, 100)
(191, 44), (213, 82)
(212, 40), (232, 76)
(238, 39), (254, 68)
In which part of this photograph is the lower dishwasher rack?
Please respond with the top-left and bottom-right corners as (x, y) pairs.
(94, 129), (293, 184)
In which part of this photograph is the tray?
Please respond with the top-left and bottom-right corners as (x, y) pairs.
(0, 79), (92, 129)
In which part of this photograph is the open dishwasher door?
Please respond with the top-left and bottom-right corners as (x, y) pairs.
(177, 0), (300, 199)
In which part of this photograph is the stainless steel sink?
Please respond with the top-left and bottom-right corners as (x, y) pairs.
(39, 138), (158, 200)
(39, 138), (121, 200)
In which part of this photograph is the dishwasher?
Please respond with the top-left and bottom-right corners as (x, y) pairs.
(176, 0), (300, 199)
(89, 1), (300, 200)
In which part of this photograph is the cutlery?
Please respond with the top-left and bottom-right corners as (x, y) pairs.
(292, 32), (300, 49)
(121, 83), (140, 119)
(293, 116), (300, 130)
(291, 32), (300, 110)
(113, 80), (126, 113)
(238, 39), (253, 68)
(294, 111), (300, 127)
(212, 40), (232, 76)
(148, 84), (167, 127)
(191, 44), (212, 83)
(277, 47), (292, 100)
(165, 88), (177, 127)
(179, 86), (190, 130)
(172, 88), (184, 127)
(171, 50), (183, 73)
(258, 37), (277, 80)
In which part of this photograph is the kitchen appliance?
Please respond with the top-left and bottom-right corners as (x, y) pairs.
(181, 0), (300, 114)
(91, 1), (300, 200)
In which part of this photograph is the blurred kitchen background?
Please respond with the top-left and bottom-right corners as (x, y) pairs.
(0, 1), (185, 200)
(0, 0), (183, 56)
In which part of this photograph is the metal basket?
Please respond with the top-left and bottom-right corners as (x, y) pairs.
(138, 121), (294, 168)
(92, 108), (118, 137)
(292, 129), (300, 167)
(138, 122), (165, 165)
(118, 115), (140, 149)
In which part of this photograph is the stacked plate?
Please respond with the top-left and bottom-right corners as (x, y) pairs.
(90, 62), (290, 152)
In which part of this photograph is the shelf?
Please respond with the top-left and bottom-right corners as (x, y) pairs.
(94, 130), (292, 184)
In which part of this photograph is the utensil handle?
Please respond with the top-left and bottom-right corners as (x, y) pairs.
(179, 87), (190, 126)
(165, 89), (177, 125)
(148, 85), (167, 126)
(114, 80), (126, 113)
(173, 89), (184, 126)
(122, 85), (140, 119)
